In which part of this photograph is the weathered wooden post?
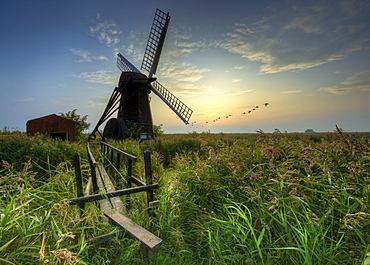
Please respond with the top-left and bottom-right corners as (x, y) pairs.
(144, 151), (160, 213)
(110, 148), (114, 171)
(144, 151), (153, 207)
(86, 144), (99, 194)
(116, 152), (121, 172)
(73, 153), (84, 212)
(127, 160), (133, 188)
(125, 159), (133, 208)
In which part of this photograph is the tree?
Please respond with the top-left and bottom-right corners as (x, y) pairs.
(305, 129), (315, 133)
(154, 124), (164, 136)
(59, 109), (90, 138)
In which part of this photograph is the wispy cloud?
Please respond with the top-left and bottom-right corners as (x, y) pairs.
(163, 26), (211, 59)
(89, 13), (121, 47)
(319, 70), (370, 95)
(69, 48), (108, 63)
(159, 62), (209, 82)
(282, 90), (302, 94)
(160, 82), (252, 98)
(73, 70), (117, 85)
(221, 89), (252, 96)
(219, 1), (369, 74)
(231, 79), (242, 83)
(88, 96), (110, 108)
(125, 38), (145, 64)
(173, 40), (209, 58)
(226, 66), (246, 72)
(161, 82), (213, 97)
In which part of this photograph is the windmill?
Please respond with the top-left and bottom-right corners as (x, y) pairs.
(89, 9), (193, 140)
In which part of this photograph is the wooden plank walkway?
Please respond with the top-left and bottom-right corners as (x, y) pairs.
(104, 209), (163, 250)
(96, 164), (127, 215)
(94, 163), (162, 251)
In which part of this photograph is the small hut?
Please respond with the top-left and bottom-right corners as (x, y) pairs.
(26, 114), (76, 141)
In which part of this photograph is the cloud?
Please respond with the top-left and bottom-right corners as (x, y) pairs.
(221, 89), (252, 96)
(159, 62), (209, 82)
(73, 70), (117, 85)
(319, 70), (370, 95)
(282, 90), (302, 94)
(89, 13), (121, 47)
(125, 38), (145, 63)
(226, 66), (245, 72)
(173, 40), (209, 57)
(88, 96), (110, 108)
(231, 79), (242, 83)
(163, 26), (211, 59)
(219, 1), (370, 74)
(159, 82), (212, 97)
(69, 48), (108, 63)
(158, 82), (252, 98)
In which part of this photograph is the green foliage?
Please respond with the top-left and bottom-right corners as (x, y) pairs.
(1, 131), (370, 264)
(154, 124), (164, 137)
(0, 134), (84, 177)
(124, 120), (143, 139)
(60, 109), (90, 138)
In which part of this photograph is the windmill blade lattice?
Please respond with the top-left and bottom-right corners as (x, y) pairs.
(117, 53), (141, 73)
(141, 9), (170, 78)
(151, 81), (192, 125)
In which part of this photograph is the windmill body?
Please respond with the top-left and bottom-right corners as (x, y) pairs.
(89, 9), (192, 140)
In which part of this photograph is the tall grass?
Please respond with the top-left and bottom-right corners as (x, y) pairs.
(147, 131), (370, 264)
(1, 131), (369, 264)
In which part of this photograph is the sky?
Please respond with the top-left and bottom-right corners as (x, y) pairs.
(1, 0), (369, 134)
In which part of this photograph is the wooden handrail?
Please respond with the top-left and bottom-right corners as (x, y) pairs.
(101, 142), (137, 161)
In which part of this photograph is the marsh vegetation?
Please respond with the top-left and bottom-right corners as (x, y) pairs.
(1, 130), (369, 264)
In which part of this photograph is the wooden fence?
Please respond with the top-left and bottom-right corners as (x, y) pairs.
(69, 142), (162, 257)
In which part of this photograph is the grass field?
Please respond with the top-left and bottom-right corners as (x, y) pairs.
(1, 130), (369, 264)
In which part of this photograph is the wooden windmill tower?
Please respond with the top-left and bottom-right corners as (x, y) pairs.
(89, 9), (193, 140)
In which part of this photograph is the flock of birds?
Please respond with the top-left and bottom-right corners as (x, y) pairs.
(189, 102), (269, 128)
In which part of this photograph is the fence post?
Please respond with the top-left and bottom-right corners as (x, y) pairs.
(91, 162), (98, 194)
(73, 152), (84, 212)
(144, 151), (154, 211)
(117, 152), (121, 172)
(86, 144), (99, 194)
(127, 160), (132, 189)
(110, 148), (114, 169)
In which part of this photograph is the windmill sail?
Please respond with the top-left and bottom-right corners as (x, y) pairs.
(117, 53), (140, 73)
(141, 9), (170, 78)
(151, 81), (192, 125)
(117, 53), (192, 125)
